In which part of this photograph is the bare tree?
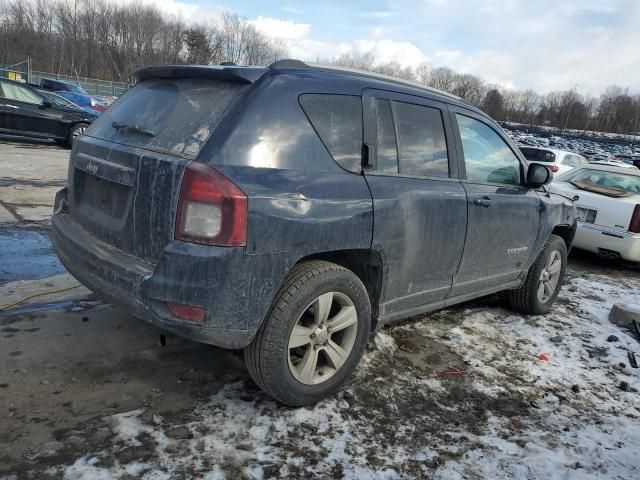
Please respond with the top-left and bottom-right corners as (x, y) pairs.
(428, 66), (456, 92)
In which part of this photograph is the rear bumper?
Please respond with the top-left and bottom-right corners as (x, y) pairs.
(52, 199), (289, 349)
(573, 222), (640, 262)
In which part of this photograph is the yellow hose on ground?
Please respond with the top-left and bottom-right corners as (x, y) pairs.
(0, 284), (82, 311)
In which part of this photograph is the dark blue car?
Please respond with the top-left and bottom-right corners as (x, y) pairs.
(51, 61), (576, 405)
(39, 78), (109, 112)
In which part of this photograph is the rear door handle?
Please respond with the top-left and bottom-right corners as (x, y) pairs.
(473, 197), (492, 207)
(2, 104), (19, 109)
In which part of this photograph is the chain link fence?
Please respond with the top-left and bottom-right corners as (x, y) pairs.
(0, 62), (129, 98)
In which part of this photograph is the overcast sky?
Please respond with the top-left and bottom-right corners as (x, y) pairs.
(150, 0), (640, 96)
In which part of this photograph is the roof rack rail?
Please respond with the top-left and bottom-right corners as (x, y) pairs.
(268, 58), (460, 100)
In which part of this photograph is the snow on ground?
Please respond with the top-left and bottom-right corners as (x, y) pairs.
(38, 265), (640, 480)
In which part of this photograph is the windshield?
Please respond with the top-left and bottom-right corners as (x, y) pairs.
(86, 78), (247, 159)
(519, 147), (556, 163)
(65, 83), (87, 94)
(562, 168), (640, 194)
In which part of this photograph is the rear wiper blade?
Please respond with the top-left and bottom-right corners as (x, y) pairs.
(111, 121), (155, 137)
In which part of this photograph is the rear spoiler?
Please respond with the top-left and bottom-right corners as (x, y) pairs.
(134, 65), (269, 84)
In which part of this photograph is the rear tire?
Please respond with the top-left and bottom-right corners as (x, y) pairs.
(66, 123), (89, 148)
(244, 261), (371, 406)
(507, 234), (567, 315)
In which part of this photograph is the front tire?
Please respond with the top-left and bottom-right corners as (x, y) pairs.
(66, 123), (89, 148)
(507, 234), (567, 315)
(244, 261), (371, 406)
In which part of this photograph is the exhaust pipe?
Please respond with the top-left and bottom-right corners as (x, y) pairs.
(598, 249), (621, 260)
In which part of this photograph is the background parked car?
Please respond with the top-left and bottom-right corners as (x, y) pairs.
(38, 89), (102, 117)
(589, 159), (637, 169)
(551, 164), (640, 261)
(0, 78), (98, 146)
(609, 153), (640, 165)
(519, 146), (589, 174)
(39, 78), (109, 113)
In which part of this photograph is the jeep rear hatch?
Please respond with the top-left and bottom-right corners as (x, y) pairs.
(68, 70), (257, 263)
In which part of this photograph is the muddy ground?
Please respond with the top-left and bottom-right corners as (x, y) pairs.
(2, 252), (638, 479)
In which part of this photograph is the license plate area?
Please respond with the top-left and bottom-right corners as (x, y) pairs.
(576, 207), (597, 223)
(74, 169), (130, 219)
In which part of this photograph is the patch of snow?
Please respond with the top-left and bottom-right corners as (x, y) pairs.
(50, 263), (640, 479)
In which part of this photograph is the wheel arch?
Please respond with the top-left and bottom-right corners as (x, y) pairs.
(293, 249), (384, 330)
(551, 223), (577, 252)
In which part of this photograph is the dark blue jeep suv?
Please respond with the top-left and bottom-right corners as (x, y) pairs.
(52, 60), (576, 405)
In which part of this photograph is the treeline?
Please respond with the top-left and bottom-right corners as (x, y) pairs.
(331, 52), (640, 136)
(1, 0), (638, 135)
(0, 0), (286, 82)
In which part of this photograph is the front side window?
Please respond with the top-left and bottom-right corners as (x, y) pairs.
(300, 94), (362, 173)
(394, 101), (449, 177)
(457, 114), (521, 185)
(0, 81), (43, 104)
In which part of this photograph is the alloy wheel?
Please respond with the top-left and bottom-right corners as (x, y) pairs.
(288, 291), (358, 385)
(73, 126), (87, 137)
(537, 249), (562, 303)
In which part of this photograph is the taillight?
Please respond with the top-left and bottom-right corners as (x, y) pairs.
(547, 165), (560, 172)
(175, 162), (248, 246)
(629, 204), (640, 233)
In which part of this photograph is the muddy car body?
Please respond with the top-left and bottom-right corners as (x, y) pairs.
(52, 60), (576, 405)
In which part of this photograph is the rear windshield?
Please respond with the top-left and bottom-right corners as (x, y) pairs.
(562, 168), (640, 195)
(520, 147), (556, 163)
(86, 78), (246, 159)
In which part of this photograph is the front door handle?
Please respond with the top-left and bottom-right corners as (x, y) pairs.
(473, 197), (492, 207)
(1, 104), (19, 109)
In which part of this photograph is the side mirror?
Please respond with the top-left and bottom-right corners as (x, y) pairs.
(526, 163), (552, 188)
(40, 100), (53, 109)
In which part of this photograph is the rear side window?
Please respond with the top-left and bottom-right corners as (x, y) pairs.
(87, 78), (247, 159)
(299, 94), (363, 173)
(394, 102), (449, 177)
(0, 80), (42, 104)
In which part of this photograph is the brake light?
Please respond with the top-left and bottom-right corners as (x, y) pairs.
(166, 302), (206, 322)
(175, 162), (248, 246)
(547, 165), (560, 172)
(629, 205), (640, 233)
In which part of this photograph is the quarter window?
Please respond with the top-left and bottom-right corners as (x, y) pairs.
(299, 94), (363, 173)
(394, 102), (449, 177)
(456, 114), (521, 185)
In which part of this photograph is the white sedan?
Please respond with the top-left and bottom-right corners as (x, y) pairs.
(520, 146), (589, 175)
(550, 165), (640, 262)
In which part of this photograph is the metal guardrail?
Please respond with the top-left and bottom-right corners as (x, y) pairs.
(0, 64), (129, 98)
